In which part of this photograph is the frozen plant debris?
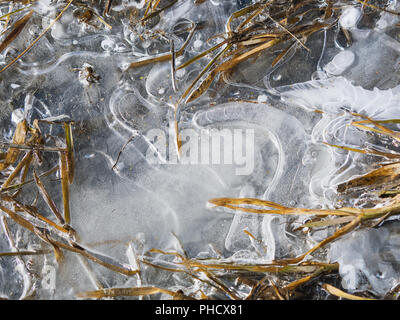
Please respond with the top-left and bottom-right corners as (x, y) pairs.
(1, 0), (400, 300)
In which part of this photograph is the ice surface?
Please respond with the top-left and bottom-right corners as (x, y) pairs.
(1, 0), (400, 300)
(194, 102), (311, 260)
(330, 221), (400, 295)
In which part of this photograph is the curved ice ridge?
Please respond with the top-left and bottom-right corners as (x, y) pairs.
(194, 102), (308, 260)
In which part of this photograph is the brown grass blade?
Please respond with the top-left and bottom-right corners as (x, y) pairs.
(322, 283), (376, 300)
(76, 286), (179, 299)
(63, 122), (75, 184)
(0, 10), (33, 54)
(1, 151), (32, 189)
(209, 197), (356, 216)
(301, 216), (355, 228)
(355, 0), (400, 16)
(2, 195), (69, 234)
(60, 151), (70, 225)
(0, 0), (74, 73)
(337, 162), (400, 193)
(1, 165), (58, 192)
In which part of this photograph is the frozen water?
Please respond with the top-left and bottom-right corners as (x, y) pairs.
(1, 0), (400, 300)
(194, 102), (312, 260)
(330, 221), (400, 295)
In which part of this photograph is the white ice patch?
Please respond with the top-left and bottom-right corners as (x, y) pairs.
(339, 7), (361, 29)
(277, 76), (400, 119)
(330, 222), (400, 295)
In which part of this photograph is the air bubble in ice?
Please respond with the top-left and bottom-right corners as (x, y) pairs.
(115, 42), (129, 53)
(257, 95), (268, 103)
(324, 50), (355, 76)
(272, 74), (282, 81)
(176, 69), (185, 79)
(193, 40), (203, 50)
(101, 38), (116, 51)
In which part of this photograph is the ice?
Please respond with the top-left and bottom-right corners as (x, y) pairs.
(375, 0), (400, 31)
(324, 50), (355, 76)
(194, 103), (311, 259)
(1, 0), (400, 300)
(339, 7), (361, 29)
(277, 77), (400, 119)
(330, 221), (400, 296)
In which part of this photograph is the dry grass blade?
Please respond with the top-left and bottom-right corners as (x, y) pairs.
(2, 195), (70, 234)
(0, 0), (74, 73)
(0, 7), (26, 21)
(128, 21), (196, 69)
(42, 232), (64, 264)
(324, 141), (400, 159)
(225, 3), (261, 33)
(284, 267), (326, 291)
(279, 215), (363, 265)
(209, 197), (356, 216)
(1, 165), (58, 192)
(128, 52), (172, 69)
(104, 0), (113, 16)
(185, 68), (219, 103)
(267, 14), (309, 52)
(1, 150), (32, 189)
(176, 40), (227, 71)
(0, 143), (65, 152)
(33, 229), (139, 276)
(176, 257), (338, 274)
(76, 286), (194, 299)
(112, 135), (136, 170)
(140, 258), (186, 273)
(322, 283), (376, 300)
(0, 204), (37, 233)
(350, 113), (400, 141)
(355, 0), (400, 16)
(33, 170), (65, 225)
(63, 122), (75, 184)
(170, 39), (177, 92)
(0, 9), (33, 54)
(181, 43), (232, 102)
(337, 162), (400, 193)
(60, 151), (70, 224)
(301, 216), (355, 228)
(140, 0), (178, 23)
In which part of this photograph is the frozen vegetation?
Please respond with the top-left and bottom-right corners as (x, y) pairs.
(0, 0), (400, 300)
